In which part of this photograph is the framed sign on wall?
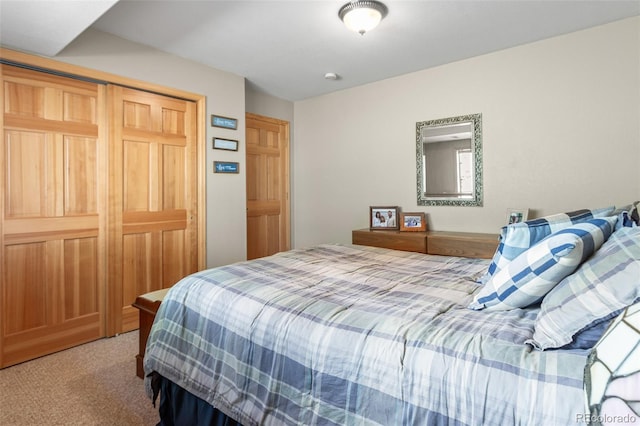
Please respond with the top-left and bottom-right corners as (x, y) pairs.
(213, 137), (239, 151)
(214, 161), (239, 174)
(211, 115), (237, 130)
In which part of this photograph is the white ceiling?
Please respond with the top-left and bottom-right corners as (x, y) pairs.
(0, 0), (118, 57)
(1, 1), (639, 101)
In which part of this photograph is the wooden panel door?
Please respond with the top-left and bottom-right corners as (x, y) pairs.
(0, 65), (106, 367)
(246, 113), (290, 260)
(108, 86), (198, 334)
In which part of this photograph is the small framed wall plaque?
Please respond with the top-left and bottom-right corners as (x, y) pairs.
(211, 115), (238, 130)
(214, 161), (239, 174)
(213, 137), (239, 151)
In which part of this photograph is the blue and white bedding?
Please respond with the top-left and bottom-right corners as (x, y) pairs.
(144, 244), (589, 426)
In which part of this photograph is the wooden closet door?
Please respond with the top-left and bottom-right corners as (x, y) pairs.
(108, 86), (198, 334)
(1, 65), (106, 367)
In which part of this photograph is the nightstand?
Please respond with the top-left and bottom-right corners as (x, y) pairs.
(352, 228), (498, 259)
(426, 231), (498, 259)
(352, 229), (428, 253)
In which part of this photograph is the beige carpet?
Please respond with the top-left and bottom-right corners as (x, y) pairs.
(0, 331), (159, 425)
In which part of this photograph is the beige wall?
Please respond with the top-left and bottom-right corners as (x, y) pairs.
(245, 83), (294, 123)
(55, 29), (247, 268)
(293, 17), (640, 248)
(17, 18), (638, 263)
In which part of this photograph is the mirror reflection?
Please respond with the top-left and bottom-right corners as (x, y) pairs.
(416, 113), (483, 206)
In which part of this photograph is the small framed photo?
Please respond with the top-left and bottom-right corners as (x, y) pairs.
(211, 115), (238, 130)
(370, 206), (400, 230)
(213, 137), (239, 151)
(400, 212), (427, 232)
(506, 208), (529, 225)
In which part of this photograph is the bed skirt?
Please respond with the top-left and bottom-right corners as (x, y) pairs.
(152, 373), (243, 426)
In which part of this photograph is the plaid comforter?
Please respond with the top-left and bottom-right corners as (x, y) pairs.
(144, 244), (589, 425)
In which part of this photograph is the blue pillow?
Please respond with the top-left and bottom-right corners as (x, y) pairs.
(478, 206), (614, 284)
(527, 226), (640, 350)
(560, 316), (614, 350)
(469, 217), (617, 311)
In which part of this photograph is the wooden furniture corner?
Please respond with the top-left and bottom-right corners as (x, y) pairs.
(132, 288), (170, 379)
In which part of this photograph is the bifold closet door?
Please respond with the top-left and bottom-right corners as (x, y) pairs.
(0, 65), (200, 365)
(108, 86), (198, 335)
(0, 65), (107, 368)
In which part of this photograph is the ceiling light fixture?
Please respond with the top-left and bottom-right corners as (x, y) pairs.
(338, 1), (388, 36)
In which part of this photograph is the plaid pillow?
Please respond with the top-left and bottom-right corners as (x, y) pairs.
(478, 206), (614, 284)
(527, 226), (640, 350)
(469, 217), (617, 311)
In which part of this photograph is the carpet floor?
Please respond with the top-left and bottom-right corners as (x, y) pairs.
(0, 331), (159, 425)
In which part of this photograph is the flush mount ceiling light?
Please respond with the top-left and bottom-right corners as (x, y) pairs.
(339, 1), (388, 35)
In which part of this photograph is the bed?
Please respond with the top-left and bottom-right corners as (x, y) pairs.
(143, 204), (640, 425)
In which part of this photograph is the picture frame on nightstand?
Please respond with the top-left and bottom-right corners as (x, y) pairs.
(506, 208), (529, 224)
(370, 206), (400, 230)
(400, 212), (427, 232)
